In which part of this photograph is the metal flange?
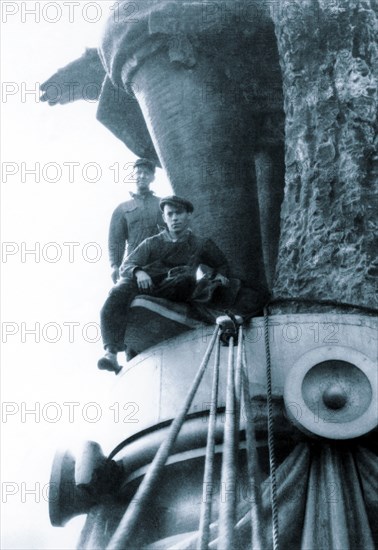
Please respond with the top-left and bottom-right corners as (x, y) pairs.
(49, 441), (121, 527)
(49, 449), (93, 527)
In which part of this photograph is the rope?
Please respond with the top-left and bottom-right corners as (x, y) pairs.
(106, 326), (220, 550)
(234, 325), (243, 420)
(198, 336), (221, 550)
(218, 336), (237, 548)
(264, 307), (279, 550)
(241, 342), (265, 550)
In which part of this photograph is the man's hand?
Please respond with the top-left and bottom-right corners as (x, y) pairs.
(111, 266), (119, 284)
(214, 273), (230, 286)
(135, 270), (154, 292)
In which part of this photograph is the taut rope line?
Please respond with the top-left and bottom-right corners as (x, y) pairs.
(106, 326), (220, 550)
(218, 336), (237, 548)
(264, 306), (280, 550)
(198, 335), (221, 550)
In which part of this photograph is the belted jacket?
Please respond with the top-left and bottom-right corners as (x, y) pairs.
(120, 229), (229, 281)
(108, 192), (163, 267)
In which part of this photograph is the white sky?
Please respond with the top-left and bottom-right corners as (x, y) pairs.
(1, 2), (172, 548)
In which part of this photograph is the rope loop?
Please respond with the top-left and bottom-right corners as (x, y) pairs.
(216, 311), (243, 346)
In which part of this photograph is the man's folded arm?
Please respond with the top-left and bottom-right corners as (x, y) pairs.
(119, 238), (152, 279)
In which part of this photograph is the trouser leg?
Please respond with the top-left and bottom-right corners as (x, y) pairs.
(101, 274), (196, 352)
(100, 279), (138, 351)
(154, 274), (197, 302)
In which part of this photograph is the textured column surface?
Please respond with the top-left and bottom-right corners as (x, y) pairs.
(272, 0), (377, 309)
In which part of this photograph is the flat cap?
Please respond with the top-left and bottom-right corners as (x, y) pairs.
(159, 195), (194, 213)
(134, 158), (156, 173)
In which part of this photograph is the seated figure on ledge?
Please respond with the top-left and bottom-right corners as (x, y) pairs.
(98, 195), (230, 373)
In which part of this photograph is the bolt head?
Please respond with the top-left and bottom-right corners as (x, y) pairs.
(322, 385), (348, 410)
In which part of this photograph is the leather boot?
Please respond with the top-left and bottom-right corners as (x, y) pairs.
(97, 351), (122, 374)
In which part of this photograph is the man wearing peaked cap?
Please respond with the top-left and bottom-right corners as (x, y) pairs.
(134, 158), (156, 172)
(108, 158), (162, 284)
(98, 195), (230, 373)
(159, 195), (194, 213)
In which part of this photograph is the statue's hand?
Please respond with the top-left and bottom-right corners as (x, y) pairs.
(40, 48), (105, 105)
(135, 270), (154, 292)
(214, 273), (229, 287)
(111, 266), (119, 284)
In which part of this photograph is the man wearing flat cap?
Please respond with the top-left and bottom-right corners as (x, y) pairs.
(98, 195), (230, 373)
(108, 158), (163, 284)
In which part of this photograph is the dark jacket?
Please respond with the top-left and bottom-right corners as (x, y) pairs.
(120, 230), (229, 280)
(108, 192), (163, 267)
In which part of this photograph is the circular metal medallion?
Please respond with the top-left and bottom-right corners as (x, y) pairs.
(284, 346), (377, 439)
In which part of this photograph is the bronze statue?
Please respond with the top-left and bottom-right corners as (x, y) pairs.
(43, 1), (377, 548)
